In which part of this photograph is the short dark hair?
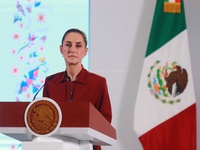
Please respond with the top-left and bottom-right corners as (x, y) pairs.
(61, 28), (87, 47)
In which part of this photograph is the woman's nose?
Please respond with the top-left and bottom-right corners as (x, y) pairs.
(69, 45), (76, 52)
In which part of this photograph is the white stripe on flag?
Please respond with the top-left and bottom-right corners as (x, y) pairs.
(169, 0), (176, 2)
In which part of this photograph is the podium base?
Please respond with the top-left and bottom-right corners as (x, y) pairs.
(22, 136), (93, 150)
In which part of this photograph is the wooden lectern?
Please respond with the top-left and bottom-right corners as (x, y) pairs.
(0, 100), (116, 150)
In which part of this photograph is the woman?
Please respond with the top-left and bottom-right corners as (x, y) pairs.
(43, 28), (112, 150)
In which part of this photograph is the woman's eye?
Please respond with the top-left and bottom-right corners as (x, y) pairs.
(76, 45), (81, 48)
(66, 44), (71, 47)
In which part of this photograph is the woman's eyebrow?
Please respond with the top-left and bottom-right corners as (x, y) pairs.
(65, 41), (72, 43)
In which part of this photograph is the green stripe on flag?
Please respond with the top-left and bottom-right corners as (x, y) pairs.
(145, 0), (186, 57)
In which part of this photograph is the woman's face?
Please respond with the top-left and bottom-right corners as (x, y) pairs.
(60, 32), (88, 66)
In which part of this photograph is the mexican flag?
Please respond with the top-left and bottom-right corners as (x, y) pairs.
(133, 0), (196, 149)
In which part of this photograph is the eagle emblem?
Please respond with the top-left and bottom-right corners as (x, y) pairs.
(147, 61), (188, 104)
(25, 98), (62, 136)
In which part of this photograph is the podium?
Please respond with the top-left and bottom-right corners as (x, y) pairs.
(0, 100), (116, 150)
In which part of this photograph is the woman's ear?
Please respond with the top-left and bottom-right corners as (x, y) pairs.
(60, 45), (63, 55)
(84, 47), (88, 57)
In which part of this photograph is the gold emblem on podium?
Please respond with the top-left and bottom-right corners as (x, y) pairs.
(25, 97), (62, 136)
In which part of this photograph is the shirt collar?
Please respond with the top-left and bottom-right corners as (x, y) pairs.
(60, 66), (88, 84)
(60, 71), (68, 83)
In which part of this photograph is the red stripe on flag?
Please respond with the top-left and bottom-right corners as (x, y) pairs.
(139, 104), (196, 150)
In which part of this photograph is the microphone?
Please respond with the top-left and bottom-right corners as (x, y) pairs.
(68, 76), (73, 102)
(32, 75), (55, 101)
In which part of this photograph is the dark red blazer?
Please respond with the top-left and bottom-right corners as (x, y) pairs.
(43, 67), (112, 150)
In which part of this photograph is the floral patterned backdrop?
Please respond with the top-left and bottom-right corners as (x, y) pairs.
(12, 0), (49, 102)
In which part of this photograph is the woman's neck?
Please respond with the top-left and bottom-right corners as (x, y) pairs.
(66, 64), (82, 81)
